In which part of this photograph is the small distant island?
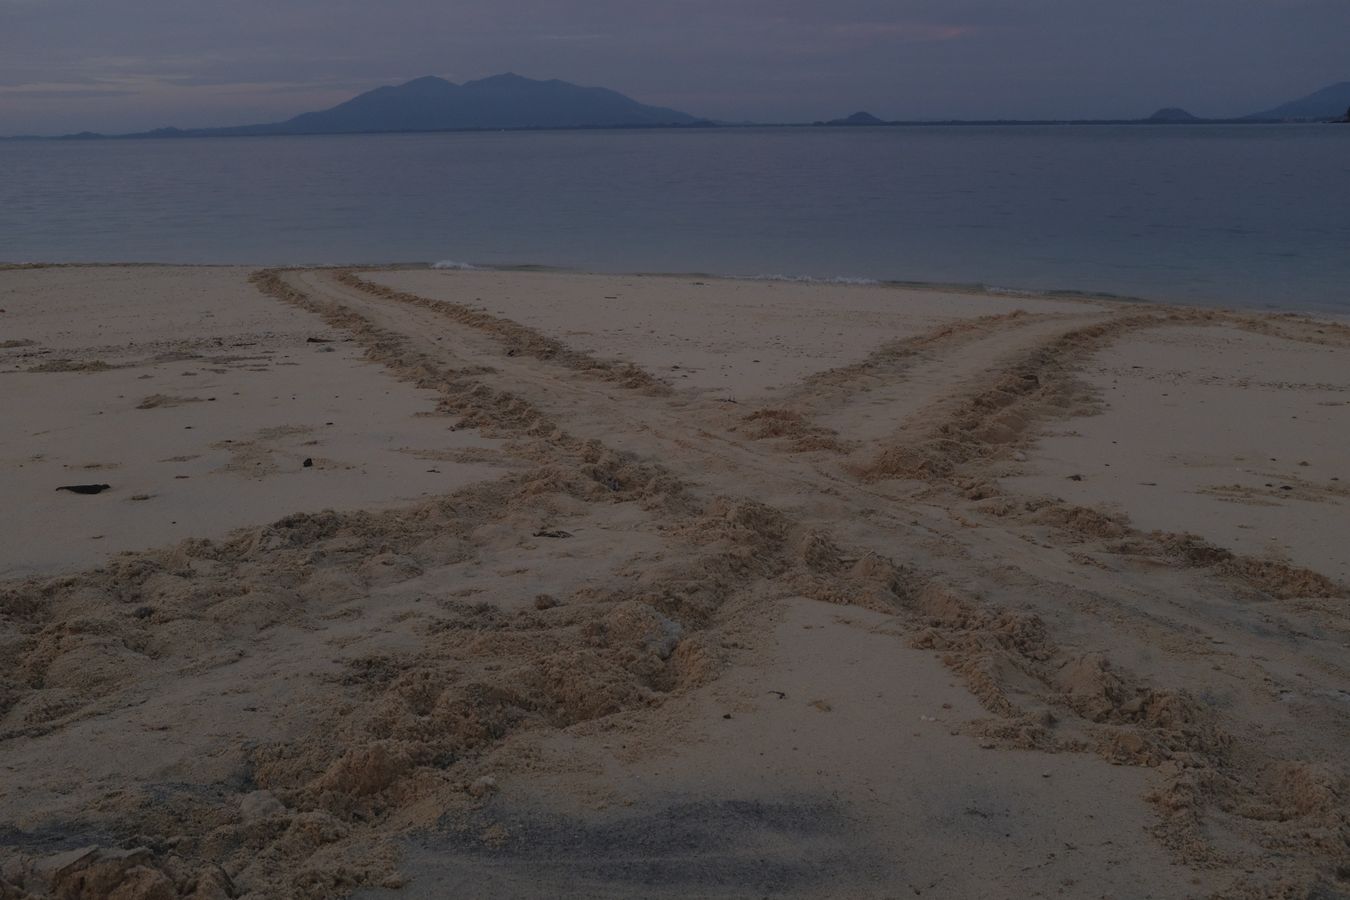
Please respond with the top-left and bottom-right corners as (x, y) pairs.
(806, 82), (1350, 129)
(814, 111), (889, 127)
(1145, 107), (1201, 123)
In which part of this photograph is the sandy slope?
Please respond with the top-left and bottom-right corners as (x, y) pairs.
(369, 269), (1089, 397)
(1005, 322), (1350, 581)
(0, 268), (511, 578)
(1, 265), (1347, 899)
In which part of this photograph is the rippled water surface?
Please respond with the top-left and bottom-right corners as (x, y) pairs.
(2, 125), (1348, 310)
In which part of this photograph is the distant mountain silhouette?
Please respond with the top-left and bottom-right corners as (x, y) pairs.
(1145, 107), (1200, 123)
(817, 111), (889, 126)
(69, 74), (701, 138)
(1244, 81), (1350, 121)
(19, 74), (1350, 141)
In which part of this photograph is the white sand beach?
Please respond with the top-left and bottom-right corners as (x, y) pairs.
(1, 264), (1347, 899)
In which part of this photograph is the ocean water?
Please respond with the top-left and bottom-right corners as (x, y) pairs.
(1, 125), (1348, 312)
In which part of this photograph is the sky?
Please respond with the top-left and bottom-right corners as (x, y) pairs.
(2, 0), (1347, 133)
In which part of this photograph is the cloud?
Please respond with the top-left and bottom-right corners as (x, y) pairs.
(826, 21), (974, 43)
(533, 32), (609, 42)
(0, 0), (1347, 131)
(0, 85), (136, 99)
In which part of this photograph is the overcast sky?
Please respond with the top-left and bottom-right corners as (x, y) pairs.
(2, 0), (1347, 133)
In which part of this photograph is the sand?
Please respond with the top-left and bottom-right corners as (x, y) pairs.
(1004, 322), (1350, 581)
(0, 268), (511, 578)
(1, 265), (1347, 899)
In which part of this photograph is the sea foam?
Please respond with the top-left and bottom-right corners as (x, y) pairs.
(737, 273), (881, 286)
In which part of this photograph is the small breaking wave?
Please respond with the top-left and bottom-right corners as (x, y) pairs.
(432, 259), (478, 270)
(979, 283), (1154, 304)
(981, 285), (1042, 298)
(735, 273), (881, 286)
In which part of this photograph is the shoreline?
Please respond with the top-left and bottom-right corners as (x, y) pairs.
(4, 120), (1345, 143)
(4, 259), (1348, 319)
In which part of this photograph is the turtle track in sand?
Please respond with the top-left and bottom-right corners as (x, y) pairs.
(1, 268), (1346, 898)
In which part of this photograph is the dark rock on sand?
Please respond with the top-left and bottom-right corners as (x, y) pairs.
(56, 484), (112, 495)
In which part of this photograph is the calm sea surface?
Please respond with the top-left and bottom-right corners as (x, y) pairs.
(2, 125), (1347, 311)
